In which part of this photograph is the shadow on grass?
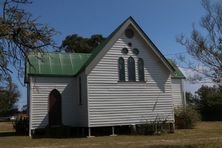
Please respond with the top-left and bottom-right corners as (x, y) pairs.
(0, 131), (16, 137)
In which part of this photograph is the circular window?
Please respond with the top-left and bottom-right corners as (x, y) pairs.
(122, 48), (128, 54)
(133, 48), (139, 55)
(128, 42), (132, 47)
(125, 28), (134, 38)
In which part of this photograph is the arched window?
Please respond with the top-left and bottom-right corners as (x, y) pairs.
(118, 57), (125, 81)
(138, 58), (145, 81)
(128, 57), (136, 81)
(48, 89), (62, 127)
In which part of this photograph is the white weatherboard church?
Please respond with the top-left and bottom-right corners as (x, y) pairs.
(25, 17), (186, 137)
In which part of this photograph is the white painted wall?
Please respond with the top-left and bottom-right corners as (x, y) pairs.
(73, 73), (89, 127)
(172, 79), (185, 107)
(29, 76), (88, 132)
(87, 27), (174, 127)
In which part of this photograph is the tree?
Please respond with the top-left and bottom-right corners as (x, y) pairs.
(0, 77), (20, 116)
(0, 0), (57, 84)
(195, 85), (222, 121)
(60, 34), (105, 53)
(185, 92), (197, 106)
(177, 0), (222, 84)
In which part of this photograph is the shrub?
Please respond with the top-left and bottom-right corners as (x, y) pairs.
(196, 85), (222, 121)
(13, 117), (29, 135)
(136, 115), (171, 135)
(175, 106), (200, 129)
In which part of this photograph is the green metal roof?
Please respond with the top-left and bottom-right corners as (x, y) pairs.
(26, 52), (91, 78)
(25, 16), (124, 81)
(25, 17), (185, 81)
(25, 52), (185, 81)
(168, 59), (186, 79)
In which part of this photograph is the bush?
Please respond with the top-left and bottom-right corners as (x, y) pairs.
(175, 106), (200, 129)
(136, 115), (172, 135)
(13, 117), (29, 135)
(196, 85), (222, 121)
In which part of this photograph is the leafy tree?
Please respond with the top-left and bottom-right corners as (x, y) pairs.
(0, 0), (57, 84)
(60, 34), (105, 53)
(0, 77), (20, 116)
(186, 92), (196, 106)
(177, 0), (222, 84)
(185, 92), (200, 107)
(195, 85), (222, 121)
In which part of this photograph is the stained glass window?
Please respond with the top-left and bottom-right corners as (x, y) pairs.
(118, 57), (125, 81)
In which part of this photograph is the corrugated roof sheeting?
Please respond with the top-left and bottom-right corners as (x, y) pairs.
(26, 17), (185, 80)
(168, 59), (186, 79)
(27, 52), (91, 76)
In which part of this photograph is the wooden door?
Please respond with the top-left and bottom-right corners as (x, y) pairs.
(48, 89), (62, 127)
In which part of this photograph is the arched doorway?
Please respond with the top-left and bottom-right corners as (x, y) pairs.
(48, 89), (62, 127)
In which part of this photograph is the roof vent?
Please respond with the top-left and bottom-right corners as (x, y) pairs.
(125, 28), (134, 38)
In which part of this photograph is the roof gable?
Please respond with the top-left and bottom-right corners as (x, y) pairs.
(25, 17), (185, 82)
(84, 16), (175, 74)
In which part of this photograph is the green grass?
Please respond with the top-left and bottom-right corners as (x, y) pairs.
(0, 122), (222, 148)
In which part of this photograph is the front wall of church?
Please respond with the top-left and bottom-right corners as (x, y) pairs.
(87, 27), (174, 127)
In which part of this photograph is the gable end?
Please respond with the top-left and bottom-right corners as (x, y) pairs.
(85, 16), (175, 75)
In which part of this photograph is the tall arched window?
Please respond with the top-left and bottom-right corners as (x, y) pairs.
(118, 57), (125, 81)
(128, 57), (136, 81)
(48, 89), (62, 127)
(138, 58), (145, 81)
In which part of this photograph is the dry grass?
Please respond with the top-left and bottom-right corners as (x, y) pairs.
(0, 122), (222, 148)
(0, 121), (15, 132)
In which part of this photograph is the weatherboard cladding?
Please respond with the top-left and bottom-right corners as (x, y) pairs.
(26, 17), (184, 79)
(87, 27), (174, 127)
(30, 77), (73, 129)
(26, 53), (183, 79)
(27, 17), (186, 130)
(172, 79), (184, 107)
(84, 17), (175, 76)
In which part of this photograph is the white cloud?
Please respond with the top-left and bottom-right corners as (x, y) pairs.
(179, 66), (215, 94)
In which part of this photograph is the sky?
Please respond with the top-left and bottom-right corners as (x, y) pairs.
(8, 0), (210, 109)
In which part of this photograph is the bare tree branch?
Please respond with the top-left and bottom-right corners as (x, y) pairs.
(0, 0), (58, 85)
(177, 0), (222, 85)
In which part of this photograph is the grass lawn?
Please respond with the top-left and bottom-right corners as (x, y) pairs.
(0, 121), (15, 132)
(0, 122), (222, 148)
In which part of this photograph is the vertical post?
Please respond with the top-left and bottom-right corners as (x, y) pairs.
(130, 124), (137, 135)
(30, 129), (35, 138)
(88, 127), (91, 137)
(169, 123), (175, 133)
(110, 126), (116, 136)
(181, 79), (186, 108)
(87, 127), (94, 138)
(112, 127), (115, 136)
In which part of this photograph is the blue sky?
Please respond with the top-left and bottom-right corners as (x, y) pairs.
(14, 0), (206, 108)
